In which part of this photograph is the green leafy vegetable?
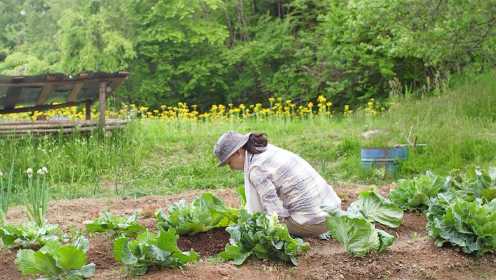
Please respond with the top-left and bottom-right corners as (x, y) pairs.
(326, 211), (395, 257)
(426, 192), (496, 255)
(236, 185), (246, 207)
(390, 167), (496, 256)
(156, 192), (238, 235)
(348, 190), (403, 228)
(113, 228), (199, 276)
(16, 239), (95, 280)
(389, 172), (444, 211)
(0, 223), (61, 249)
(444, 167), (496, 203)
(85, 212), (145, 237)
(217, 210), (309, 266)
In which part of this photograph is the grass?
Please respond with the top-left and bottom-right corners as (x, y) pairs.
(0, 163), (15, 223)
(0, 70), (495, 203)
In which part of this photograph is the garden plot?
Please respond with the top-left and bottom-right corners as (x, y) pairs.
(1, 185), (495, 280)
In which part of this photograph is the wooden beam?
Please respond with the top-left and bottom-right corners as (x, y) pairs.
(0, 77), (128, 87)
(85, 100), (92, 120)
(4, 86), (22, 110)
(36, 84), (55, 105)
(0, 119), (127, 127)
(2, 82), (71, 87)
(67, 82), (84, 102)
(98, 82), (107, 130)
(0, 121), (127, 132)
(108, 78), (125, 95)
(0, 123), (128, 136)
(0, 100), (85, 114)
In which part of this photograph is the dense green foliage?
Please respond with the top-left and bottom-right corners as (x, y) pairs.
(444, 168), (496, 203)
(0, 223), (61, 249)
(427, 193), (496, 255)
(218, 210), (309, 265)
(156, 192), (239, 235)
(1, 0), (494, 108)
(85, 212), (145, 237)
(391, 167), (496, 255)
(16, 239), (95, 280)
(389, 172), (445, 211)
(113, 228), (199, 276)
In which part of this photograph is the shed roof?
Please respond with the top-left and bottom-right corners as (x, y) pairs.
(0, 72), (128, 114)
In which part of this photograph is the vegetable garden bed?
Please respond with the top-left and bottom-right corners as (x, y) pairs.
(1, 187), (495, 280)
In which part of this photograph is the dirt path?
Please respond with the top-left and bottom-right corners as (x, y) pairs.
(1, 186), (495, 280)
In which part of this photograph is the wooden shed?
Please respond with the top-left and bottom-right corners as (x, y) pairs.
(0, 72), (129, 136)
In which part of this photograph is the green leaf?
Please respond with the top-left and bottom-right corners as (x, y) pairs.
(16, 249), (60, 276)
(327, 213), (378, 256)
(16, 240), (94, 279)
(149, 245), (171, 262)
(113, 229), (198, 276)
(348, 190), (403, 228)
(155, 228), (178, 252)
(389, 172), (443, 211)
(426, 190), (496, 255)
(15, 249), (41, 275)
(326, 211), (394, 256)
(52, 246), (87, 270)
(217, 210), (308, 265)
(85, 212), (145, 237)
(73, 236), (90, 253)
(236, 185), (247, 207)
(0, 223), (61, 249)
(173, 250), (200, 265)
(113, 237), (138, 265)
(75, 263), (96, 278)
(0, 224), (20, 246)
(481, 188), (496, 202)
(377, 229), (395, 252)
(218, 244), (252, 265)
(156, 192), (238, 235)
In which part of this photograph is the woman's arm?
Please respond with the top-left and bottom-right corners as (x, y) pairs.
(249, 165), (290, 218)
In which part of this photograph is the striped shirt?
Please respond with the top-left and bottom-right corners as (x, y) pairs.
(247, 144), (341, 225)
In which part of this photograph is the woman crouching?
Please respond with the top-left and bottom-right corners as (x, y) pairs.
(214, 131), (341, 238)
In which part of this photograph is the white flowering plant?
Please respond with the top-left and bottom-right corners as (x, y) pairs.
(25, 167), (50, 227)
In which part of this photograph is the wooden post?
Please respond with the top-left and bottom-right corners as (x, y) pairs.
(85, 100), (92, 121)
(36, 84), (55, 105)
(98, 82), (107, 130)
(67, 82), (84, 102)
(4, 87), (22, 110)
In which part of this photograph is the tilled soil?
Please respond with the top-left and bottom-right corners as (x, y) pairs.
(1, 186), (496, 280)
(178, 228), (231, 256)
